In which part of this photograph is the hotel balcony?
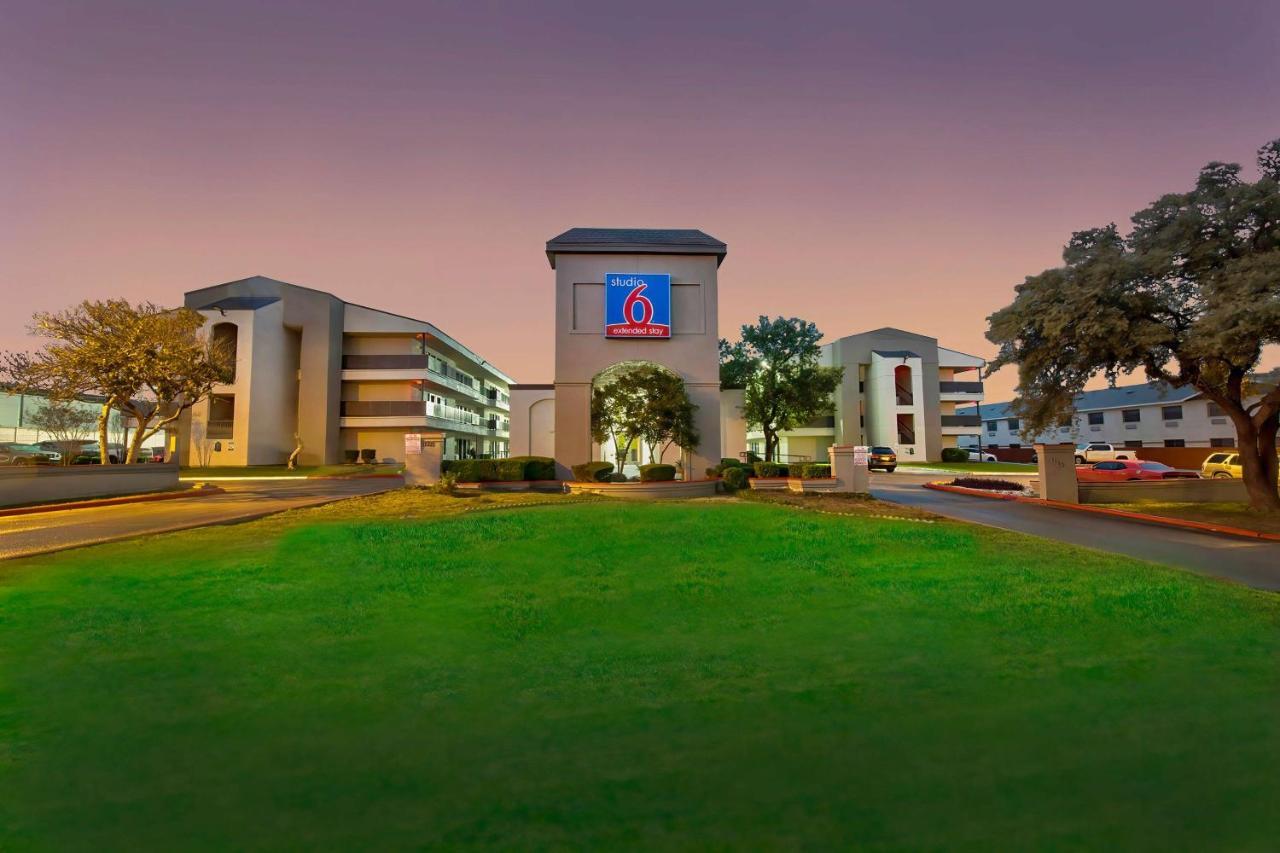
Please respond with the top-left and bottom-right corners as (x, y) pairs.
(340, 354), (510, 410)
(338, 400), (509, 437)
(940, 413), (983, 435)
(938, 380), (984, 401)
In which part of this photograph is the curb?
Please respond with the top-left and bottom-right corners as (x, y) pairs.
(922, 482), (1280, 542)
(0, 486), (225, 519)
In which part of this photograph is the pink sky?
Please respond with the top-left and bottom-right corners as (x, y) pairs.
(2, 0), (1277, 401)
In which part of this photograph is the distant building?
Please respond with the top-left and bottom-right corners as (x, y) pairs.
(962, 381), (1239, 450)
(180, 277), (513, 467)
(745, 328), (985, 462)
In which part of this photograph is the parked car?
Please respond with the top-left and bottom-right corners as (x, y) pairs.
(1073, 443), (1139, 464)
(868, 446), (897, 473)
(967, 450), (997, 462)
(1201, 452), (1241, 479)
(70, 442), (125, 464)
(0, 442), (59, 465)
(1076, 460), (1200, 482)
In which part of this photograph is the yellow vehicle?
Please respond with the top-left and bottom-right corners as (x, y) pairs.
(1201, 452), (1280, 480)
(1201, 452), (1242, 478)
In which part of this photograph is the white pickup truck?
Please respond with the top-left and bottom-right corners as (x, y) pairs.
(1073, 442), (1139, 464)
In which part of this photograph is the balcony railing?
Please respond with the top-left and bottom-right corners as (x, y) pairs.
(939, 381), (984, 394)
(342, 354), (429, 370)
(340, 401), (424, 417)
(205, 419), (234, 438)
(799, 415), (836, 429)
(941, 414), (983, 427)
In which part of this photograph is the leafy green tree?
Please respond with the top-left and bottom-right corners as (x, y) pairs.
(25, 399), (96, 465)
(590, 377), (647, 469)
(2, 300), (233, 464)
(718, 339), (757, 389)
(727, 317), (844, 461)
(987, 138), (1280, 512)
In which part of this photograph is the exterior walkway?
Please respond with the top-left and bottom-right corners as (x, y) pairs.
(872, 472), (1280, 591)
(0, 478), (400, 561)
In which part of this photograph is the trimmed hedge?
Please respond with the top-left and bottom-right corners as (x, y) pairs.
(753, 461), (789, 478)
(950, 476), (1025, 492)
(572, 461), (614, 482)
(796, 462), (831, 479)
(507, 455), (556, 481)
(721, 466), (748, 491)
(638, 463), (677, 482)
(941, 447), (969, 463)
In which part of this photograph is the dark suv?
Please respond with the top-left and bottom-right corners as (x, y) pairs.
(868, 445), (897, 472)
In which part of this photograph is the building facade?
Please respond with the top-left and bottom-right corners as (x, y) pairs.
(745, 328), (985, 463)
(964, 382), (1238, 451)
(181, 277), (512, 467)
(508, 228), (725, 478)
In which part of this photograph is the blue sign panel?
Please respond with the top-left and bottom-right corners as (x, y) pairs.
(604, 273), (671, 338)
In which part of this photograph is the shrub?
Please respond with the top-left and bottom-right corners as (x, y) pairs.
(941, 447), (969, 463)
(706, 467), (720, 478)
(508, 455), (556, 481)
(950, 477), (1024, 492)
(360, 448), (377, 463)
(608, 473), (631, 483)
(722, 466), (748, 491)
(572, 461), (614, 482)
(431, 472), (458, 495)
(797, 463), (831, 479)
(343, 449), (359, 464)
(450, 459), (499, 482)
(495, 459), (527, 481)
(754, 461), (789, 478)
(440, 459), (455, 474)
(639, 463), (677, 482)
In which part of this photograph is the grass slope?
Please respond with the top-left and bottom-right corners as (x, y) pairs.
(2, 496), (1278, 848)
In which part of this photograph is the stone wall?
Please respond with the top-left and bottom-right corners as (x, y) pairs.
(0, 463), (180, 508)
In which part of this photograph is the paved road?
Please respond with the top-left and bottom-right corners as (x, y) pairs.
(0, 478), (400, 561)
(871, 472), (1280, 591)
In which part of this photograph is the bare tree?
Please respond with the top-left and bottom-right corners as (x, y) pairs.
(24, 399), (95, 465)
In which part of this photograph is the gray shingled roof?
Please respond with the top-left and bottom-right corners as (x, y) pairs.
(193, 296), (281, 311)
(872, 349), (921, 359)
(546, 228), (727, 268)
(959, 381), (1201, 419)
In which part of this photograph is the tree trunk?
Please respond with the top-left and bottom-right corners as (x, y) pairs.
(1234, 416), (1280, 513)
(763, 428), (776, 462)
(125, 420), (149, 464)
(97, 403), (112, 465)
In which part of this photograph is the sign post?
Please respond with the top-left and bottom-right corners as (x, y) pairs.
(403, 431), (445, 487)
(828, 444), (870, 494)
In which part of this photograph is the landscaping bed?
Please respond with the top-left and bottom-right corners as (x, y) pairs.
(2, 494), (1278, 848)
(1103, 501), (1280, 536)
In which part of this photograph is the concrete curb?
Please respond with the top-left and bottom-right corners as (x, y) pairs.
(922, 482), (1280, 542)
(0, 486), (225, 519)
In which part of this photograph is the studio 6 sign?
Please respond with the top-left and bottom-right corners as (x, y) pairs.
(605, 273), (671, 338)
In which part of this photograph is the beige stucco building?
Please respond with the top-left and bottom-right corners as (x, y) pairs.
(508, 229), (725, 478)
(180, 277), (512, 467)
(745, 328), (985, 463)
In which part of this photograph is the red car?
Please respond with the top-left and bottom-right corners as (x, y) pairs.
(1076, 460), (1200, 482)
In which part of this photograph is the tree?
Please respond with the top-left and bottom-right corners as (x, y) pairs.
(590, 377), (647, 470)
(591, 365), (701, 476)
(987, 138), (1280, 512)
(1, 300), (233, 465)
(727, 317), (844, 461)
(718, 339), (758, 389)
(24, 399), (95, 466)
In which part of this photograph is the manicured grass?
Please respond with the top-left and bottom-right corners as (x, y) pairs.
(1108, 501), (1280, 535)
(180, 463), (403, 478)
(899, 461), (1037, 473)
(2, 493), (1279, 848)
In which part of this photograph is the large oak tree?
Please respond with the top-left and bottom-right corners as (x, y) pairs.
(987, 139), (1280, 511)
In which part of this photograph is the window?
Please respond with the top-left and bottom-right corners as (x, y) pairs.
(1205, 454), (1229, 464)
(1097, 461), (1124, 470)
(1161, 405), (1183, 421)
(986, 421), (997, 433)
(1009, 443), (1021, 449)
(1207, 401), (1225, 417)
(1087, 411), (1104, 426)
(1124, 440), (1143, 448)
(1056, 415), (1072, 428)
(1163, 439), (1185, 448)
(1006, 418), (1019, 431)
(858, 381), (865, 393)
(1210, 438), (1235, 447)
(1122, 409), (1140, 423)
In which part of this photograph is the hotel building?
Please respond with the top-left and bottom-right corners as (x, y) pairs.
(180, 277), (512, 467)
(743, 328), (986, 462)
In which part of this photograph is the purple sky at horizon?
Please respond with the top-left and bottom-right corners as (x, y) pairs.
(2, 0), (1277, 401)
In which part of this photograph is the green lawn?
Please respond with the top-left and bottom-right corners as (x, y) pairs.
(899, 460), (1037, 473)
(1108, 501), (1280, 535)
(180, 463), (403, 478)
(2, 493), (1278, 848)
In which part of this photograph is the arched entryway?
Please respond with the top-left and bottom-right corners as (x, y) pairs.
(591, 361), (690, 478)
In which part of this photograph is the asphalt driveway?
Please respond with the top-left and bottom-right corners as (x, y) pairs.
(0, 477), (400, 561)
(872, 472), (1280, 591)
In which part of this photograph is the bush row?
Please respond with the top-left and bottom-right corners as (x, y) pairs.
(940, 447), (970, 463)
(705, 458), (834, 480)
(440, 455), (556, 483)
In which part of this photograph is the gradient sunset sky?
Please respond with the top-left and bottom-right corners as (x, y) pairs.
(2, 0), (1277, 400)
